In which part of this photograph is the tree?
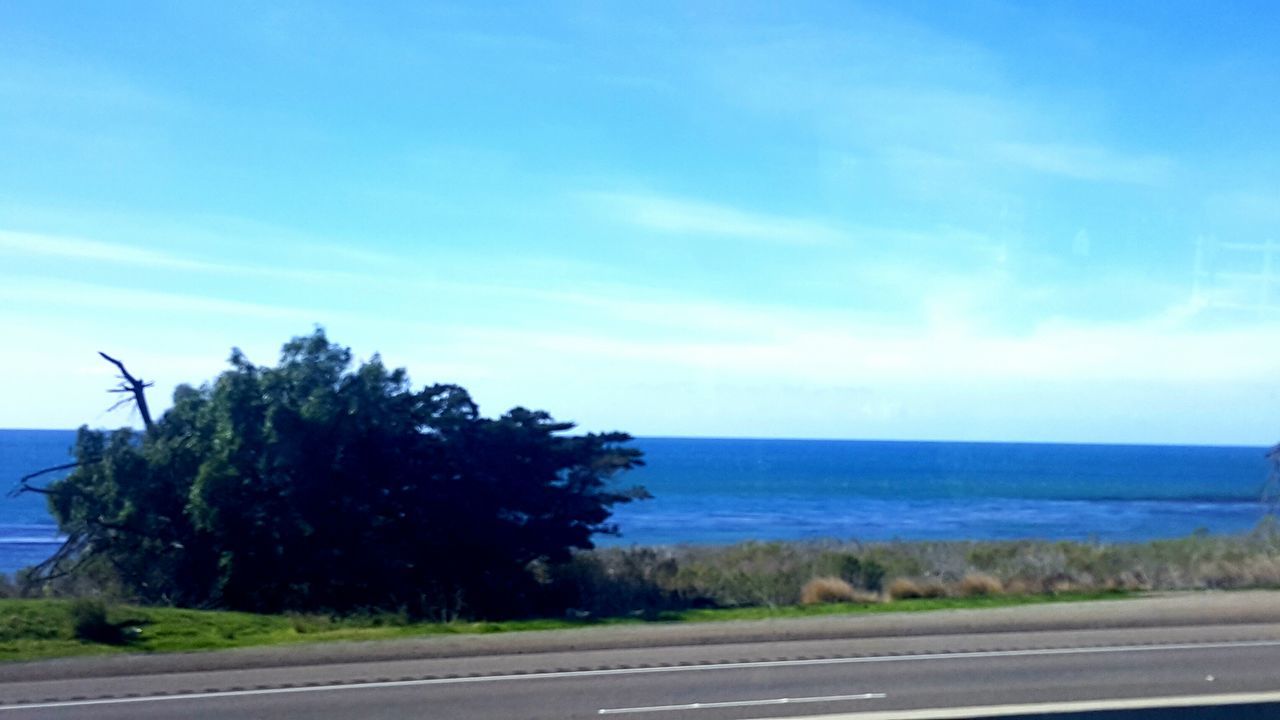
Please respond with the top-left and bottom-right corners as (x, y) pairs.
(19, 330), (647, 617)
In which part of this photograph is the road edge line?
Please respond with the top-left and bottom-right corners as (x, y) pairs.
(743, 690), (1280, 720)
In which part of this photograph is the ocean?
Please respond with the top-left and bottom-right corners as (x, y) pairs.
(0, 430), (77, 575)
(0, 430), (1273, 574)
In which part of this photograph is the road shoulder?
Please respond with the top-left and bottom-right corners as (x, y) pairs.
(3, 590), (1278, 682)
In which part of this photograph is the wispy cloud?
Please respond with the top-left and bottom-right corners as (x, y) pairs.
(584, 192), (845, 245)
(0, 229), (369, 283)
(1205, 190), (1280, 227)
(692, 14), (1183, 214)
(455, 301), (1280, 391)
(0, 276), (317, 321)
(992, 142), (1175, 185)
(0, 230), (229, 272)
(0, 56), (174, 115)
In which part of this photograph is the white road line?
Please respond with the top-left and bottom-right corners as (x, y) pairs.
(4, 639), (1280, 712)
(599, 692), (886, 714)
(742, 690), (1280, 720)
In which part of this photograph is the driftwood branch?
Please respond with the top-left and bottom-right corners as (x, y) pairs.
(99, 351), (155, 433)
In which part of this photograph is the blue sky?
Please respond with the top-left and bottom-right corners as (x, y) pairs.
(3, 1), (1280, 444)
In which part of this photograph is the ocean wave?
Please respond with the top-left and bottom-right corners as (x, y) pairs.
(0, 524), (64, 544)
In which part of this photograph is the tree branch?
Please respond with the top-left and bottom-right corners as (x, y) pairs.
(99, 351), (155, 433)
(8, 460), (98, 498)
(22, 531), (89, 586)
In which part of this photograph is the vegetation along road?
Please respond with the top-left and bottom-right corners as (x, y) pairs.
(4, 592), (1280, 719)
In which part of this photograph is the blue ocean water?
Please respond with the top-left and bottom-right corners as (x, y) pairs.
(0, 430), (1272, 574)
(0, 429), (77, 575)
(602, 438), (1274, 546)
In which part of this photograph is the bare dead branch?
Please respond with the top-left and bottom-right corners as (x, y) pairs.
(8, 460), (97, 498)
(1265, 445), (1280, 513)
(23, 532), (89, 586)
(106, 396), (136, 413)
(99, 351), (155, 433)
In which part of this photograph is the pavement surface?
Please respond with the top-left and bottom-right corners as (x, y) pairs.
(3, 591), (1280, 719)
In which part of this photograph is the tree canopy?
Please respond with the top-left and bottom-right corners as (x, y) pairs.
(25, 330), (647, 617)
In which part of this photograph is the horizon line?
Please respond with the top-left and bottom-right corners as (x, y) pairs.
(2, 427), (1270, 451)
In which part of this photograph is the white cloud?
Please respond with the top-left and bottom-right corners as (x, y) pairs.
(584, 192), (845, 245)
(4, 268), (1277, 443)
(442, 284), (1280, 389)
(381, 294), (1280, 443)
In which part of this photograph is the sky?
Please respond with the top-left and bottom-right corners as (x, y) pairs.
(2, 1), (1280, 444)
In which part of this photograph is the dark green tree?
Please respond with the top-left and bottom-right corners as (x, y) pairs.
(19, 330), (646, 617)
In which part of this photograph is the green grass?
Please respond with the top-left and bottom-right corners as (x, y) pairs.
(0, 590), (1131, 663)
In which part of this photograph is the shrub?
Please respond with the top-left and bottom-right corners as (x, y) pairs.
(856, 558), (887, 591)
(966, 544), (1022, 572)
(671, 542), (812, 607)
(287, 613), (334, 634)
(1002, 578), (1035, 596)
(29, 330), (648, 618)
(1104, 571), (1150, 592)
(886, 577), (948, 600)
(543, 548), (689, 619)
(817, 553), (887, 592)
(800, 577), (857, 605)
(1045, 575), (1079, 594)
(863, 546), (926, 579)
(69, 598), (124, 644)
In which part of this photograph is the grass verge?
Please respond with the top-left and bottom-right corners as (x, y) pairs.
(0, 590), (1128, 663)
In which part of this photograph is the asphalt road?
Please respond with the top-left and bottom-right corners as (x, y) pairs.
(6, 620), (1280, 719)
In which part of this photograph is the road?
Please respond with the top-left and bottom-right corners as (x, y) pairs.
(5, 596), (1280, 719)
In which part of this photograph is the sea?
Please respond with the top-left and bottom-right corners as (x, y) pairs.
(0, 430), (1274, 574)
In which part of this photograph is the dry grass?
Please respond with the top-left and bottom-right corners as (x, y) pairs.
(799, 576), (880, 605)
(955, 573), (1004, 597)
(886, 577), (949, 600)
(800, 576), (856, 604)
(543, 521), (1280, 616)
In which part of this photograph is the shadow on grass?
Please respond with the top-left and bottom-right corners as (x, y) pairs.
(69, 598), (147, 646)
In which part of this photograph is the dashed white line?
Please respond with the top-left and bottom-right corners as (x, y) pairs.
(4, 639), (1280, 712)
(599, 692), (886, 714)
